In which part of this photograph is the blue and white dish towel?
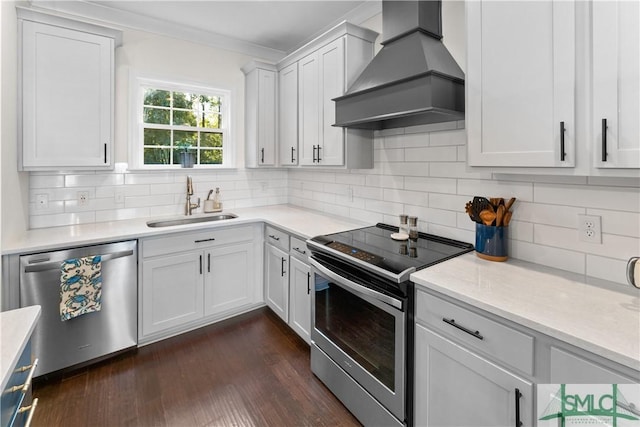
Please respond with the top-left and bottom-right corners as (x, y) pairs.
(60, 255), (102, 321)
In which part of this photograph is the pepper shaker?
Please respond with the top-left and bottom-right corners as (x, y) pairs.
(408, 216), (418, 240)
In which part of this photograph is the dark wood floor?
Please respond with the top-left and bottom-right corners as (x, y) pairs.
(32, 307), (361, 427)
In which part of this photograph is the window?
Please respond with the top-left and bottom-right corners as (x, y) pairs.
(131, 76), (232, 168)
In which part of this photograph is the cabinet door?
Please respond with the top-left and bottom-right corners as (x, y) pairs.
(415, 324), (533, 427)
(141, 252), (203, 337)
(298, 51), (320, 166)
(289, 256), (311, 343)
(265, 244), (289, 322)
(593, 1), (640, 169)
(466, 1), (575, 167)
(279, 63), (299, 166)
(21, 21), (112, 169)
(318, 38), (345, 166)
(204, 242), (256, 317)
(257, 68), (276, 166)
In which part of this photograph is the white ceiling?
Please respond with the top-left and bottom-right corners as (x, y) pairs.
(29, 0), (382, 61)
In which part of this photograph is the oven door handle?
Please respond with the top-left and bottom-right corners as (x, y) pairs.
(309, 258), (403, 310)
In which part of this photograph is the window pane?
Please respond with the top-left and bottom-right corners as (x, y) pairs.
(173, 110), (197, 126)
(144, 107), (170, 125)
(200, 149), (222, 164)
(144, 89), (170, 107)
(144, 128), (170, 146)
(173, 130), (198, 148)
(144, 147), (170, 164)
(201, 97), (222, 128)
(201, 132), (222, 148)
(173, 92), (194, 109)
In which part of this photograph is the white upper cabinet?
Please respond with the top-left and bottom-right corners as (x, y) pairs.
(20, 16), (116, 171)
(278, 22), (378, 169)
(466, 0), (576, 168)
(278, 62), (299, 166)
(592, 0), (640, 169)
(243, 61), (277, 167)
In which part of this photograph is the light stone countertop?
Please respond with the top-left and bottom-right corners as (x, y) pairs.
(411, 253), (640, 372)
(1, 204), (367, 255)
(3, 205), (638, 375)
(1, 305), (41, 391)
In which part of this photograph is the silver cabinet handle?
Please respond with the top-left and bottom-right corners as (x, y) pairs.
(18, 398), (38, 427)
(627, 257), (639, 288)
(292, 247), (306, 255)
(8, 358), (39, 393)
(268, 234), (280, 241)
(24, 251), (134, 273)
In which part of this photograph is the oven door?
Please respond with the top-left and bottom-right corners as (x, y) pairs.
(310, 256), (406, 421)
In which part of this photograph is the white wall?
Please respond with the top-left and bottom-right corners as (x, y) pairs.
(1, 2), (29, 245)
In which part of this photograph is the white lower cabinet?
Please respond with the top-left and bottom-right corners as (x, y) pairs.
(415, 324), (533, 427)
(263, 226), (311, 343)
(264, 243), (289, 322)
(140, 225), (262, 344)
(204, 242), (256, 317)
(289, 255), (311, 343)
(142, 251), (204, 337)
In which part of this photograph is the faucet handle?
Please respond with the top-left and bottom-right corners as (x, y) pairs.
(187, 176), (193, 195)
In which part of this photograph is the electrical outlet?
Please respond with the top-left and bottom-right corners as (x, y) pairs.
(115, 191), (124, 204)
(260, 181), (268, 191)
(77, 191), (89, 206)
(36, 194), (48, 210)
(578, 214), (602, 243)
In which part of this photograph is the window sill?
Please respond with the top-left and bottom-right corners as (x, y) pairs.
(126, 165), (238, 172)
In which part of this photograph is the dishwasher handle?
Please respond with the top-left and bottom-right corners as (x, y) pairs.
(23, 250), (135, 273)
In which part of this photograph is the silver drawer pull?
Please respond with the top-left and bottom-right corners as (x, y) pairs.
(292, 247), (306, 255)
(8, 359), (38, 393)
(268, 234), (280, 241)
(443, 318), (484, 340)
(18, 397), (38, 427)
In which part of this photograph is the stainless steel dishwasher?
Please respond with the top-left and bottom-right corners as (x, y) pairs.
(19, 240), (137, 377)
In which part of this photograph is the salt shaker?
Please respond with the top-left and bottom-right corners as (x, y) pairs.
(399, 214), (409, 236)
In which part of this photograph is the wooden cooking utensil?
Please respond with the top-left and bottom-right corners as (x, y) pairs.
(505, 197), (516, 211)
(496, 205), (505, 226)
(503, 211), (513, 226)
(479, 210), (496, 226)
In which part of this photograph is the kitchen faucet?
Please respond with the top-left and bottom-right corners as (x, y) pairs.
(185, 176), (200, 215)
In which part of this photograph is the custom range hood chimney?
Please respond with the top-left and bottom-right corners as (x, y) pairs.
(334, 0), (464, 130)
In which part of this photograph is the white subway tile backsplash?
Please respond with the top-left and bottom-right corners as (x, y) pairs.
(457, 179), (534, 202)
(404, 177), (457, 194)
(510, 240), (586, 275)
(65, 174), (124, 187)
(588, 209), (640, 238)
(535, 183), (640, 212)
(585, 255), (632, 287)
(404, 146), (457, 162)
(511, 202), (584, 228)
(27, 127), (640, 287)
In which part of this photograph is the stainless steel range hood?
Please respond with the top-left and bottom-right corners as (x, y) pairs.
(334, 0), (464, 130)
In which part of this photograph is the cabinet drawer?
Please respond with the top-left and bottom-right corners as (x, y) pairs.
(416, 290), (534, 375)
(289, 236), (309, 261)
(143, 225), (254, 258)
(265, 225), (289, 252)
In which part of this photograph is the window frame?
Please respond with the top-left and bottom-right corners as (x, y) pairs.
(129, 73), (234, 170)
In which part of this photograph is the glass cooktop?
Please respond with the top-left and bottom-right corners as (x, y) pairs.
(307, 223), (473, 281)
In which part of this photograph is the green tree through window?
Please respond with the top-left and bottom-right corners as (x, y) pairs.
(140, 85), (226, 166)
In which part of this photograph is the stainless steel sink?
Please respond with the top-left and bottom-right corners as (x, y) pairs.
(146, 213), (238, 228)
